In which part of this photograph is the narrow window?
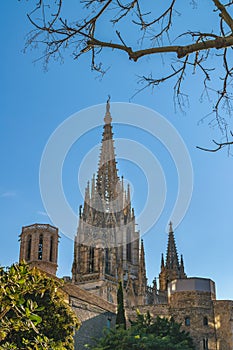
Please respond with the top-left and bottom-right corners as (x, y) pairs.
(89, 247), (95, 273)
(203, 316), (208, 326)
(185, 317), (190, 326)
(105, 248), (110, 274)
(126, 230), (132, 262)
(49, 237), (53, 262)
(26, 235), (32, 261)
(203, 338), (208, 350)
(38, 234), (43, 260)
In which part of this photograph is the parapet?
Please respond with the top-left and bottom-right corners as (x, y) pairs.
(168, 278), (216, 305)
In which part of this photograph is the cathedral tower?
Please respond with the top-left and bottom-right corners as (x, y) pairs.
(72, 101), (147, 305)
(19, 223), (59, 275)
(159, 222), (186, 295)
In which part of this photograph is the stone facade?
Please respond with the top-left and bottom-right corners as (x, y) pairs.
(127, 278), (233, 350)
(62, 283), (116, 349)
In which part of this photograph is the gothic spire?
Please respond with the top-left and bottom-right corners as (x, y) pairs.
(91, 174), (95, 198)
(138, 239), (147, 301)
(96, 99), (119, 205)
(179, 254), (186, 277)
(159, 223), (187, 293)
(73, 99), (143, 306)
(165, 221), (179, 270)
(161, 253), (165, 269)
(83, 181), (90, 218)
(139, 239), (146, 275)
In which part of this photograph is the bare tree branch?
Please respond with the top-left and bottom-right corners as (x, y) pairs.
(23, 0), (233, 151)
(196, 137), (233, 152)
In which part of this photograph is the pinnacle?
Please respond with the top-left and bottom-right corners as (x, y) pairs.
(96, 99), (119, 203)
(166, 224), (179, 270)
(169, 221), (173, 233)
(104, 96), (112, 124)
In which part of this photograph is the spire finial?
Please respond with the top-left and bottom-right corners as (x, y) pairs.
(169, 221), (173, 233)
(107, 95), (110, 110)
(104, 95), (112, 124)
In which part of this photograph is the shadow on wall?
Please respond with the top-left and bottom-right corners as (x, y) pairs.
(74, 311), (116, 350)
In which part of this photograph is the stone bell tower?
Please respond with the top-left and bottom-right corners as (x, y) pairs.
(19, 223), (59, 275)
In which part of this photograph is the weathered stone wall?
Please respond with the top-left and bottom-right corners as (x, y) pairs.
(62, 283), (116, 350)
(213, 300), (233, 350)
(126, 291), (222, 350)
(72, 298), (116, 350)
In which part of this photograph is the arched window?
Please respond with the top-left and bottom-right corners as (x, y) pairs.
(185, 316), (190, 326)
(126, 230), (132, 262)
(26, 235), (32, 261)
(203, 316), (208, 326)
(38, 234), (43, 260)
(49, 236), (53, 262)
(89, 247), (95, 273)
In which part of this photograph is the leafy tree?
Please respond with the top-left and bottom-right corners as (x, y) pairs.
(0, 263), (80, 350)
(89, 311), (195, 350)
(23, 0), (233, 150)
(116, 281), (126, 329)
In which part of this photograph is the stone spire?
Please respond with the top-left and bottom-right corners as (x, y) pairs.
(165, 222), (179, 270)
(96, 99), (119, 206)
(137, 239), (147, 304)
(159, 223), (187, 294)
(72, 100), (143, 306)
(161, 253), (165, 269)
(139, 240), (146, 276)
(180, 254), (185, 275)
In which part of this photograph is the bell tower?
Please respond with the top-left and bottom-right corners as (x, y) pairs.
(19, 223), (59, 275)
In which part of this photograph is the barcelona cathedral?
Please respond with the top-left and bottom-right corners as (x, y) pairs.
(19, 102), (233, 350)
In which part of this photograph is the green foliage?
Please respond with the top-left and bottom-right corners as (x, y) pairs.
(0, 263), (80, 349)
(115, 281), (126, 330)
(89, 311), (195, 350)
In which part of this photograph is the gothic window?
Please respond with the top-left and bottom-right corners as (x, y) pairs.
(89, 247), (95, 273)
(26, 235), (32, 261)
(38, 234), (43, 260)
(49, 236), (53, 262)
(185, 316), (190, 326)
(105, 248), (110, 274)
(203, 338), (208, 349)
(126, 230), (132, 262)
(203, 316), (208, 326)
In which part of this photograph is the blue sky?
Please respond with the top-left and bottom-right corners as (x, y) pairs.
(1, 2), (233, 299)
